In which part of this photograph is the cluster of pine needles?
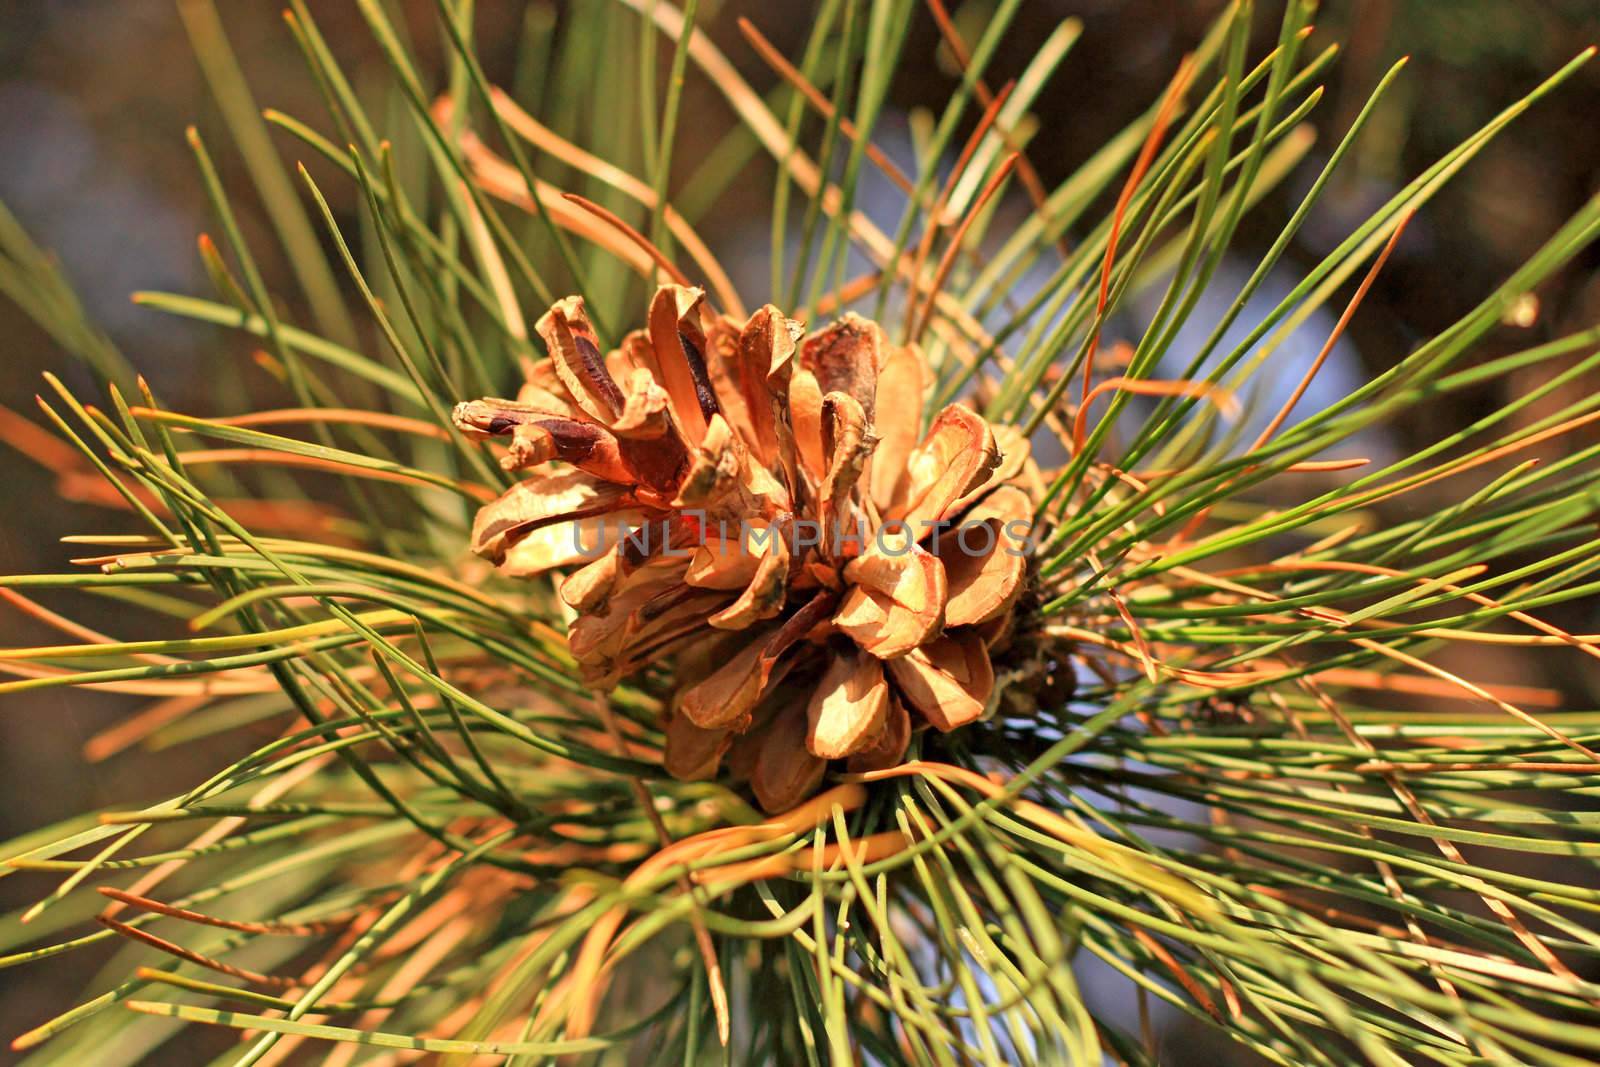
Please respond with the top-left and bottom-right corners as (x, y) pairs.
(3, 0), (1600, 1063)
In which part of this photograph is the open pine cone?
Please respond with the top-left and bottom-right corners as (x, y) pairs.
(455, 285), (1039, 811)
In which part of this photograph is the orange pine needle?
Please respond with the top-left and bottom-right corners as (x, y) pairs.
(1072, 376), (1240, 450)
(922, 0), (1062, 253)
(1365, 409), (1600, 508)
(1173, 211), (1414, 543)
(0, 404), (80, 469)
(1075, 55), (1195, 450)
(629, 0), (1003, 356)
(813, 270), (885, 316)
(1248, 211), (1414, 453)
(737, 18), (919, 200)
(458, 89), (746, 316)
(96, 914), (298, 988)
(0, 588), (176, 664)
(447, 112), (745, 317)
(906, 80), (1017, 337)
(912, 153), (1019, 343)
(83, 695), (208, 762)
(1130, 926), (1226, 1023)
(561, 192), (696, 292)
(98, 886), (333, 936)
(196, 407), (451, 440)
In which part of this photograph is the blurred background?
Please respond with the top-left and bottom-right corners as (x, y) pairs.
(2, 1), (1598, 1061)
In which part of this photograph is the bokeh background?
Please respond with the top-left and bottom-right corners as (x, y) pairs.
(2, 1), (1598, 1062)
